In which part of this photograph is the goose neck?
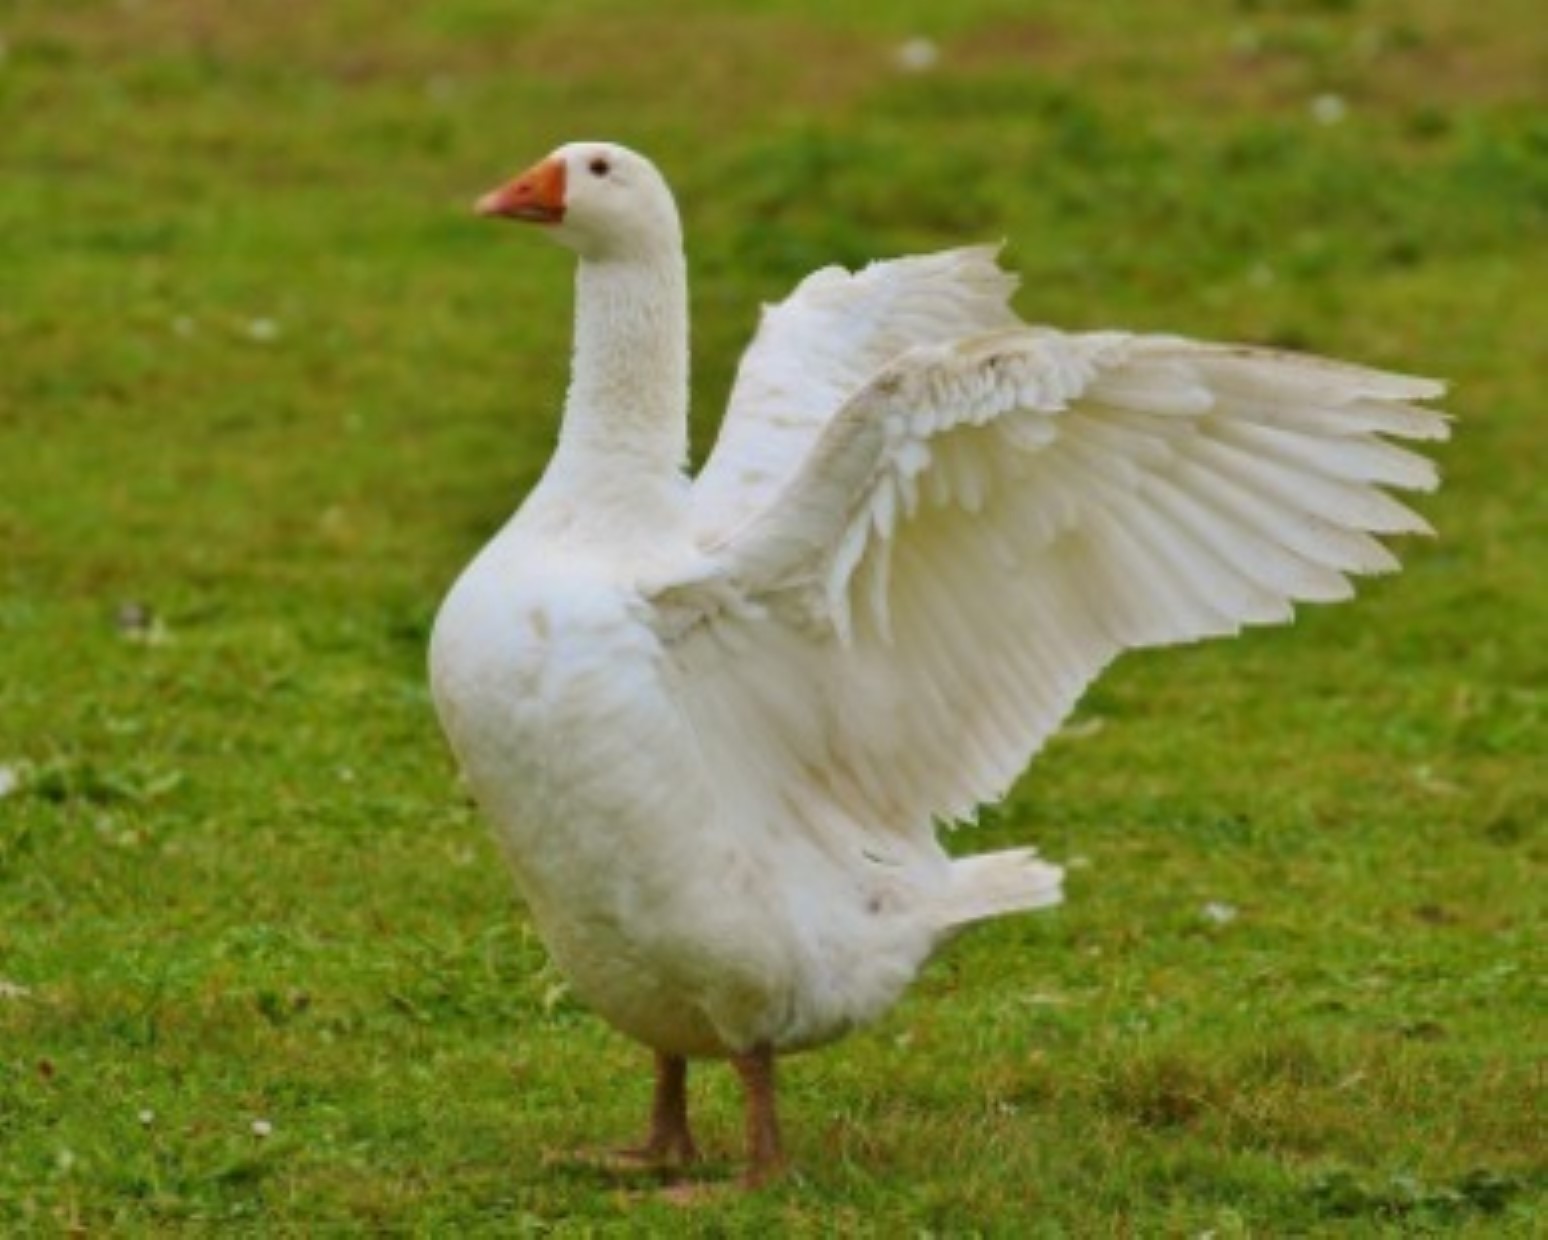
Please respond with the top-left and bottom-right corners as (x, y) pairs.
(554, 252), (689, 482)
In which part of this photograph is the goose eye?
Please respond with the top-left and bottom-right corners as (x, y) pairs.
(588, 157), (611, 178)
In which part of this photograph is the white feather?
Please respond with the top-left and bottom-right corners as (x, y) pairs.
(664, 327), (1448, 850)
(432, 141), (1449, 1083)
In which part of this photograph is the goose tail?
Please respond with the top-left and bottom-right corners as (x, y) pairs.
(941, 848), (1064, 928)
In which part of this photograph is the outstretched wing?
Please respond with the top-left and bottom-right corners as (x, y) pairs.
(690, 247), (1019, 541)
(654, 328), (1448, 841)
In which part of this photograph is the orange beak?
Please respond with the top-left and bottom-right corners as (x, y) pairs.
(475, 157), (567, 223)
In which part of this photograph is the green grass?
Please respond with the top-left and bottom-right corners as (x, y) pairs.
(2, 0), (1543, 1231)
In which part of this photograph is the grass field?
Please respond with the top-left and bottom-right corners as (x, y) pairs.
(2, 0), (1543, 1232)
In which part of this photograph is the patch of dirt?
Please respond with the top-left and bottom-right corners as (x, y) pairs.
(17, 2), (888, 119)
(947, 6), (1545, 113)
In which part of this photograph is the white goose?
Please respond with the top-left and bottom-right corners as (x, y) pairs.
(428, 141), (1447, 1184)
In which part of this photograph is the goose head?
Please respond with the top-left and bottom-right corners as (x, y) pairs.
(475, 141), (681, 262)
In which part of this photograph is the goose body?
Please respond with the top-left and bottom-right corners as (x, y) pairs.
(433, 520), (942, 1059)
(428, 141), (1448, 1181)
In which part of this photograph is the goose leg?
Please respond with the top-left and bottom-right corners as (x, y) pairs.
(626, 1051), (698, 1165)
(731, 1043), (787, 1187)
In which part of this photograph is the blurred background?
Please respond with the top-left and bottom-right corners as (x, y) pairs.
(1, 0), (1542, 1230)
